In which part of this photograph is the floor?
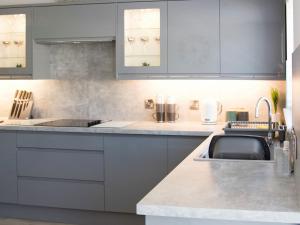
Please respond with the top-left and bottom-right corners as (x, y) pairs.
(0, 218), (72, 225)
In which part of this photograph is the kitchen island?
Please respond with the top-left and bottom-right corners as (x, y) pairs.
(137, 133), (300, 225)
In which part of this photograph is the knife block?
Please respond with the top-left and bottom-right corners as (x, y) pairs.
(9, 90), (34, 120)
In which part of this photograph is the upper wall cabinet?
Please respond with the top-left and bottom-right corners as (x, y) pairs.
(0, 8), (32, 77)
(33, 4), (116, 41)
(116, 2), (167, 78)
(168, 0), (220, 75)
(220, 0), (285, 78)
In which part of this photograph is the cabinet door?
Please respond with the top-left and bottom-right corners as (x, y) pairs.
(168, 0), (220, 74)
(220, 0), (284, 77)
(104, 135), (167, 213)
(167, 136), (205, 172)
(0, 132), (17, 203)
(33, 4), (116, 40)
(0, 8), (32, 76)
(116, 2), (167, 77)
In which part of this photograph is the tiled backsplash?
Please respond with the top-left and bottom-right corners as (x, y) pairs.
(0, 42), (286, 122)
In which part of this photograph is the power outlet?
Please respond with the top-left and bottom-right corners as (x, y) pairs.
(145, 99), (155, 109)
(190, 100), (200, 110)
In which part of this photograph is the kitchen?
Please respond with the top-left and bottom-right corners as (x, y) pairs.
(0, 0), (296, 225)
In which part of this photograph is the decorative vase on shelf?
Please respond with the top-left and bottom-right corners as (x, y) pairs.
(271, 112), (281, 128)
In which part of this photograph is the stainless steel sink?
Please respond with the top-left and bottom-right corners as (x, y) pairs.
(196, 134), (275, 161)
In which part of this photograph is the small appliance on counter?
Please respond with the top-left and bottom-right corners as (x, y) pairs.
(9, 90), (33, 120)
(201, 98), (222, 125)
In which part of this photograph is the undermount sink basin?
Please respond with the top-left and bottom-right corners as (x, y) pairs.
(196, 134), (274, 162)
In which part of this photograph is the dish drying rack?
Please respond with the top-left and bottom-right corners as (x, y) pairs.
(227, 121), (277, 130)
(9, 90), (33, 120)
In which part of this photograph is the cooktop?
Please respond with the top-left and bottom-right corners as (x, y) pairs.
(35, 119), (104, 128)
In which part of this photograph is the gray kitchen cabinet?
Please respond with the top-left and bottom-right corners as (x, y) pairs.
(104, 135), (168, 213)
(116, 2), (168, 78)
(168, 0), (220, 75)
(18, 178), (105, 211)
(0, 132), (17, 204)
(17, 132), (103, 150)
(33, 4), (116, 40)
(17, 148), (104, 181)
(0, 8), (33, 77)
(220, 0), (284, 78)
(167, 136), (205, 172)
(16, 131), (105, 211)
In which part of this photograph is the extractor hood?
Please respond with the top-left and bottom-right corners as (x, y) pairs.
(34, 36), (115, 44)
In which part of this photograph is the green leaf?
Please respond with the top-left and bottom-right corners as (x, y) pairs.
(270, 88), (279, 113)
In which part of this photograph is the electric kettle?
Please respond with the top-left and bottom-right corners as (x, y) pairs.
(201, 99), (222, 125)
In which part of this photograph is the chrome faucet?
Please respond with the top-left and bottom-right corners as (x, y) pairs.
(255, 97), (273, 145)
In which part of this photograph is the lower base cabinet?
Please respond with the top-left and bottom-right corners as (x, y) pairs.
(0, 131), (205, 217)
(167, 136), (206, 172)
(104, 135), (168, 213)
(16, 132), (105, 211)
(0, 132), (17, 204)
(104, 134), (205, 213)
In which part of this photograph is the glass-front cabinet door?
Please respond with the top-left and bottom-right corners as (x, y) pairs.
(116, 2), (167, 77)
(0, 8), (32, 77)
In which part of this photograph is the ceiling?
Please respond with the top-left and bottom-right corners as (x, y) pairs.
(0, 0), (57, 5)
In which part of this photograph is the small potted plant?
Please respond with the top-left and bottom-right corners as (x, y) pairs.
(270, 88), (280, 125)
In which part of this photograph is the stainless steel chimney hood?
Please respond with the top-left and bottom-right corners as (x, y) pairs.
(34, 36), (115, 44)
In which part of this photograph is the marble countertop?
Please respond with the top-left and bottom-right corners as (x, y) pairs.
(137, 131), (300, 224)
(0, 118), (216, 136)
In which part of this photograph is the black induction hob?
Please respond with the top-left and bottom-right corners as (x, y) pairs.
(35, 119), (104, 127)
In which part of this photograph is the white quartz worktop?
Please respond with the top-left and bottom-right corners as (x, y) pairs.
(137, 131), (300, 224)
(0, 118), (217, 136)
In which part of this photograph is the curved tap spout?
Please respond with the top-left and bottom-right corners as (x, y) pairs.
(255, 97), (273, 145)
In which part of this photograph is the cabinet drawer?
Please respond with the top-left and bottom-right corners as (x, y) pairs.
(18, 178), (104, 211)
(17, 132), (103, 151)
(17, 149), (104, 181)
